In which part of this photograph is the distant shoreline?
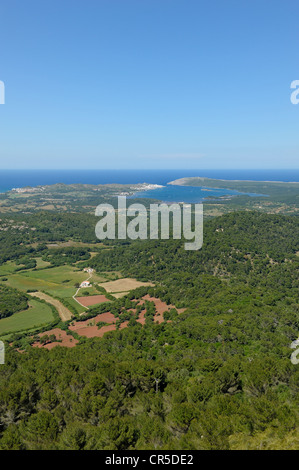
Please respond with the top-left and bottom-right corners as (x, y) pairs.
(4, 176), (299, 195)
(168, 177), (299, 185)
(1, 170), (299, 196)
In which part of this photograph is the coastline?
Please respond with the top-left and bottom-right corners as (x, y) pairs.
(2, 182), (165, 196)
(0, 175), (297, 212)
(168, 177), (299, 186)
(1, 169), (299, 194)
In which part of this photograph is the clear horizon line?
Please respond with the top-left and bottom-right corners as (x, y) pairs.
(0, 168), (299, 171)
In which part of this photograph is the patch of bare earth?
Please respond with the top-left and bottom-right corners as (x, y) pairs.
(69, 311), (117, 338)
(32, 328), (78, 350)
(65, 297), (185, 342)
(136, 310), (146, 325)
(69, 312), (115, 331)
(140, 295), (186, 315)
(72, 323), (117, 338)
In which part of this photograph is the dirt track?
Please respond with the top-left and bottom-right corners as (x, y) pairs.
(29, 292), (73, 321)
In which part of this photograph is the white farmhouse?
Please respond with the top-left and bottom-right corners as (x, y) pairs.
(80, 281), (91, 288)
(83, 268), (94, 273)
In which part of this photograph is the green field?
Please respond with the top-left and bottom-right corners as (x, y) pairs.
(0, 258), (50, 276)
(2, 265), (114, 315)
(22, 265), (108, 284)
(0, 299), (55, 337)
(0, 261), (25, 276)
(35, 257), (51, 269)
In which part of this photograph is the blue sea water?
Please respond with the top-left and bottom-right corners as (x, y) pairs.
(132, 185), (268, 203)
(0, 169), (298, 203)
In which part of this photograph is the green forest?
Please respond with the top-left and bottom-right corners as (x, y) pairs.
(0, 209), (298, 449)
(2, 0), (299, 453)
(0, 285), (28, 319)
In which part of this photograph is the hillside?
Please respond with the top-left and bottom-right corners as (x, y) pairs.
(0, 211), (298, 450)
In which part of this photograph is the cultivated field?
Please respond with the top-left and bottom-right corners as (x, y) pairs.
(111, 291), (130, 299)
(29, 292), (73, 321)
(22, 265), (89, 285)
(1, 263), (130, 320)
(9, 293), (187, 349)
(35, 257), (51, 269)
(75, 294), (110, 307)
(0, 261), (180, 344)
(0, 261), (26, 276)
(69, 311), (116, 338)
(65, 296), (185, 342)
(98, 278), (154, 293)
(0, 300), (54, 337)
(2, 265), (93, 315)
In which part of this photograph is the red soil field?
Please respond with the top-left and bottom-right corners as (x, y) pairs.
(153, 313), (164, 324)
(73, 323), (117, 338)
(69, 311), (118, 338)
(136, 310), (146, 325)
(136, 310), (164, 325)
(135, 296), (185, 324)
(61, 297), (185, 342)
(18, 297), (186, 352)
(76, 294), (110, 306)
(72, 321), (129, 338)
(32, 328), (78, 350)
(69, 312), (115, 331)
(141, 295), (186, 315)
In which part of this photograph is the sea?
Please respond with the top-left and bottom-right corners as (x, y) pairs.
(0, 169), (298, 203)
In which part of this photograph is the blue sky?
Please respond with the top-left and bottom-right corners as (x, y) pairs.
(0, 0), (298, 169)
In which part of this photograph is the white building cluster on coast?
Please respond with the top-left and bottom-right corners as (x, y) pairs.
(11, 186), (45, 193)
(119, 183), (164, 196)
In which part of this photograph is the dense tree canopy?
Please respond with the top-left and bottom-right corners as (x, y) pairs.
(0, 210), (298, 449)
(0, 285), (28, 319)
